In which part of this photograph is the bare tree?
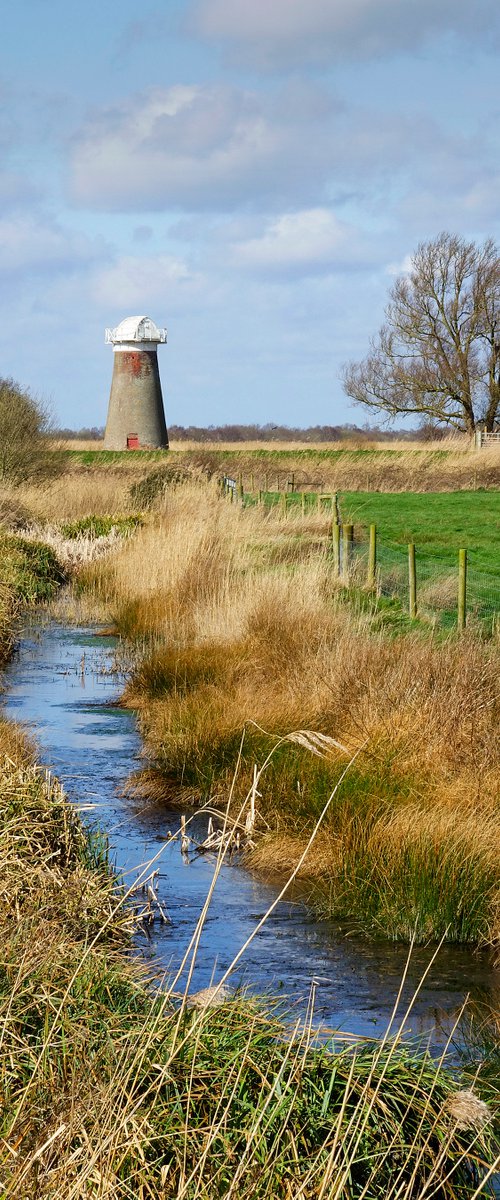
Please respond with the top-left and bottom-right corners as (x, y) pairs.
(342, 233), (500, 434)
(0, 378), (65, 483)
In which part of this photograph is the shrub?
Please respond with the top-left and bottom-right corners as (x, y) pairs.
(129, 465), (193, 508)
(0, 377), (66, 484)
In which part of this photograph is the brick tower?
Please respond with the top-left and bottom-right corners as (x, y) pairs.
(103, 315), (168, 450)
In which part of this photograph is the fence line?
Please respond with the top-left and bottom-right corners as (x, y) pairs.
(219, 476), (499, 630)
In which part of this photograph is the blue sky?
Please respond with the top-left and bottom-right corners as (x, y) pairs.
(1, 0), (500, 429)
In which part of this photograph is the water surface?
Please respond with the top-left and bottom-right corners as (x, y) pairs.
(3, 618), (498, 1047)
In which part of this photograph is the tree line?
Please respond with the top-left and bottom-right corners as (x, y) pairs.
(56, 422), (450, 443)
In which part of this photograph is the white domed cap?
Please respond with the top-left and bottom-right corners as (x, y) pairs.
(105, 315), (167, 344)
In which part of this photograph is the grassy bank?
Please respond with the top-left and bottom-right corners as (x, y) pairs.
(0, 471), (498, 1195)
(79, 482), (500, 953)
(0, 531), (65, 662)
(1, 442), (497, 537)
(0, 724), (498, 1197)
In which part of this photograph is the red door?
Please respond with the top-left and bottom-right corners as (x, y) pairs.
(127, 434), (140, 449)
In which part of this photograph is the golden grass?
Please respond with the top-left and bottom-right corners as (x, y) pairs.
(60, 436), (472, 452)
(2, 721), (496, 1197)
(194, 443), (500, 492)
(57, 438), (105, 450)
(51, 435), (500, 493)
(168, 437), (450, 451)
(12, 470), (134, 521)
(79, 481), (500, 949)
(0, 474), (497, 1193)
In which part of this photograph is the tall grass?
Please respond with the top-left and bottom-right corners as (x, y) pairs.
(169, 441), (500, 492)
(79, 483), (500, 952)
(10, 468), (135, 522)
(54, 438), (500, 493)
(0, 722), (497, 1198)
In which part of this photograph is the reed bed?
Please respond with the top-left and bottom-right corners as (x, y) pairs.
(78, 483), (500, 952)
(19, 517), (141, 567)
(0, 722), (497, 1198)
(171, 442), (500, 493)
(13, 468), (135, 522)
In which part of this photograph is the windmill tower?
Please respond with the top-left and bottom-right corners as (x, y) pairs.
(103, 315), (169, 450)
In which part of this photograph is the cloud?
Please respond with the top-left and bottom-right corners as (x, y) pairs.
(91, 252), (206, 311)
(0, 214), (105, 276)
(68, 81), (452, 214)
(385, 253), (413, 277)
(231, 208), (369, 277)
(69, 83), (345, 212)
(190, 0), (499, 68)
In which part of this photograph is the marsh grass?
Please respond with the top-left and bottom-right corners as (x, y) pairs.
(12, 468), (135, 522)
(0, 724), (498, 1198)
(181, 440), (500, 492)
(76, 483), (500, 952)
(18, 516), (143, 571)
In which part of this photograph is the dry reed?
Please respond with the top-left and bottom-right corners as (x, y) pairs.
(14, 470), (134, 522)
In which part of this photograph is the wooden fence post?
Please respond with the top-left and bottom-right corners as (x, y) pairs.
(408, 543), (417, 618)
(258, 489), (263, 506)
(332, 522), (341, 576)
(342, 524), (354, 579)
(367, 524), (377, 587)
(458, 548), (467, 631)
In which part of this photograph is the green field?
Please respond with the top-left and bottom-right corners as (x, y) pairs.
(341, 490), (500, 572)
(67, 448), (452, 462)
(240, 487), (499, 625)
(339, 491), (499, 625)
(67, 448), (169, 465)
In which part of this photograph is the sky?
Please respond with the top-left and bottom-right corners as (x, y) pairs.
(1, 0), (500, 431)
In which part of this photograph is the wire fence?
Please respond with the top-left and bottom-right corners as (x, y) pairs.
(220, 476), (500, 632)
(351, 537), (498, 630)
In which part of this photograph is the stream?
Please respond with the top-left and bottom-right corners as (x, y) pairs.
(3, 617), (499, 1048)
